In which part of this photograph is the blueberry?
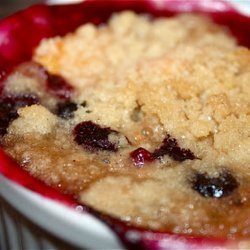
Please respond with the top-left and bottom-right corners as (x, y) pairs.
(56, 101), (77, 119)
(191, 171), (239, 198)
(73, 121), (120, 152)
(153, 135), (197, 162)
(0, 93), (39, 136)
(46, 72), (73, 100)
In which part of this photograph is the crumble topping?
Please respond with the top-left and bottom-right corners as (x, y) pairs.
(1, 11), (250, 239)
(9, 105), (58, 135)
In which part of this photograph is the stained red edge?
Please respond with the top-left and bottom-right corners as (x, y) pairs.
(0, 149), (79, 207)
(0, 0), (249, 249)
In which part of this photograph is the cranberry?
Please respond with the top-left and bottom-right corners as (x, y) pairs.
(153, 135), (197, 162)
(73, 121), (120, 152)
(191, 171), (238, 198)
(130, 147), (153, 168)
(0, 93), (39, 136)
(56, 101), (78, 119)
(46, 72), (73, 100)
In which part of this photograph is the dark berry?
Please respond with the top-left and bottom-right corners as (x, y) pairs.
(73, 121), (120, 152)
(0, 93), (39, 136)
(191, 171), (239, 198)
(153, 135), (197, 162)
(81, 101), (87, 107)
(130, 147), (153, 168)
(46, 72), (73, 100)
(56, 101), (77, 119)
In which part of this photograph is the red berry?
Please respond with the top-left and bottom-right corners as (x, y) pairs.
(130, 147), (153, 168)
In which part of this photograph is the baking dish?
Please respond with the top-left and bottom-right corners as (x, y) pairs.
(0, 1), (250, 249)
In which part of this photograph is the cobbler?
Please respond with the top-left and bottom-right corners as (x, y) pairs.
(1, 12), (250, 239)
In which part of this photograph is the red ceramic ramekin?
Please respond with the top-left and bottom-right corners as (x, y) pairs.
(0, 1), (250, 249)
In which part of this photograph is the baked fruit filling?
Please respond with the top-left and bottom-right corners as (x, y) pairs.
(1, 12), (250, 239)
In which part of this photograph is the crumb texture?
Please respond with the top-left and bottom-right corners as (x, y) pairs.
(9, 105), (57, 135)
